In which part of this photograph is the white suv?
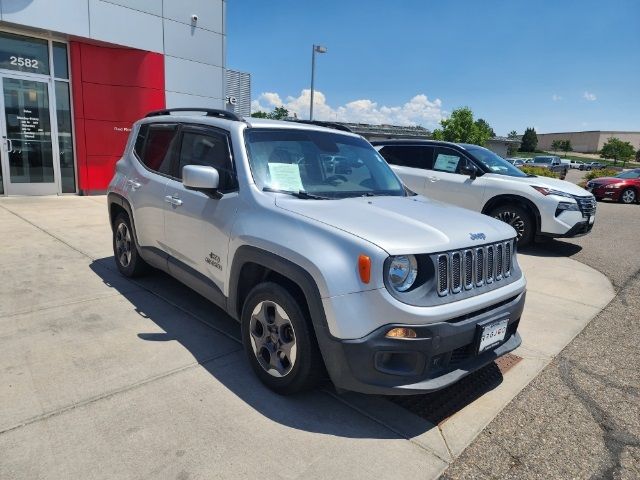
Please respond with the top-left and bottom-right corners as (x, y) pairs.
(108, 110), (526, 395)
(373, 140), (596, 246)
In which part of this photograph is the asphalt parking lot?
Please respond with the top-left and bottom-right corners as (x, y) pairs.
(443, 168), (640, 479)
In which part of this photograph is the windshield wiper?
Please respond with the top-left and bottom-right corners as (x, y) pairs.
(262, 187), (330, 200)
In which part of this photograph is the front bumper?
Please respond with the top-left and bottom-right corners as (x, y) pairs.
(590, 186), (621, 201)
(318, 290), (525, 395)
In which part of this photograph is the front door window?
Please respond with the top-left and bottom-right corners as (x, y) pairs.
(2, 77), (56, 189)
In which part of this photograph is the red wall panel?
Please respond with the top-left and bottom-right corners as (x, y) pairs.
(70, 41), (165, 193)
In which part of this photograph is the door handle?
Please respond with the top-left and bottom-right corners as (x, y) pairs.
(5, 138), (12, 152)
(164, 195), (183, 206)
(127, 179), (142, 189)
(427, 176), (439, 182)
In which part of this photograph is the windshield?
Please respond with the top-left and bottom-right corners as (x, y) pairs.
(534, 157), (553, 164)
(245, 129), (406, 198)
(616, 170), (640, 179)
(465, 145), (528, 177)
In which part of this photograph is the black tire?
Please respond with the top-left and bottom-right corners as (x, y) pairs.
(112, 213), (149, 277)
(620, 188), (637, 204)
(241, 282), (324, 395)
(490, 204), (534, 247)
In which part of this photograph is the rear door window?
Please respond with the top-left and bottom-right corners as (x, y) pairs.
(379, 145), (434, 169)
(139, 124), (178, 176)
(433, 147), (470, 174)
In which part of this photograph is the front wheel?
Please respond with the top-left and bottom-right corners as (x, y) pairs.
(241, 282), (324, 395)
(620, 188), (637, 204)
(112, 213), (149, 277)
(490, 205), (534, 247)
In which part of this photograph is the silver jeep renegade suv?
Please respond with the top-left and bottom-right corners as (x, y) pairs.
(107, 109), (526, 395)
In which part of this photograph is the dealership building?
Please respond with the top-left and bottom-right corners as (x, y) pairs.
(537, 131), (640, 154)
(0, 0), (229, 196)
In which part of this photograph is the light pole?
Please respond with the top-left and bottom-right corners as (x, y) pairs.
(309, 44), (327, 121)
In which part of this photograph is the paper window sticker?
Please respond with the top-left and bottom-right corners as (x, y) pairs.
(434, 154), (460, 173)
(268, 163), (304, 191)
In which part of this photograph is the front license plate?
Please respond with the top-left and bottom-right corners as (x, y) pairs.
(478, 319), (509, 353)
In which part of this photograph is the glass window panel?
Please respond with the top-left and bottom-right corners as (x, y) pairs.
(142, 124), (178, 176)
(52, 42), (68, 79)
(0, 31), (50, 75)
(3, 78), (54, 183)
(55, 81), (76, 192)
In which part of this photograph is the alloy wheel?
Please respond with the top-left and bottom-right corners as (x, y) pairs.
(621, 189), (636, 204)
(115, 222), (132, 267)
(494, 211), (526, 240)
(249, 301), (297, 378)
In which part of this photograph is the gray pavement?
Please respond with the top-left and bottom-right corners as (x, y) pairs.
(442, 174), (640, 479)
(0, 194), (620, 479)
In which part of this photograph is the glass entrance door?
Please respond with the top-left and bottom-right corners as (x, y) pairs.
(0, 75), (59, 195)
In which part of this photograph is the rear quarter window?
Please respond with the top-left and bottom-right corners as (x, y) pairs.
(137, 124), (179, 176)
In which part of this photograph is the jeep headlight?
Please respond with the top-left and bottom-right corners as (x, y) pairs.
(387, 255), (418, 292)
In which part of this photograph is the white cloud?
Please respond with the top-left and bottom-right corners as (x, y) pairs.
(552, 94), (562, 101)
(583, 91), (597, 101)
(251, 90), (444, 127)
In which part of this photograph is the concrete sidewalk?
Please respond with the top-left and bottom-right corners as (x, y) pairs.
(0, 196), (615, 479)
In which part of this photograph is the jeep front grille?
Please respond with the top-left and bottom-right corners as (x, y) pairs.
(436, 240), (515, 297)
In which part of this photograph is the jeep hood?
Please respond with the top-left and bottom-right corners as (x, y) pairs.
(275, 195), (515, 255)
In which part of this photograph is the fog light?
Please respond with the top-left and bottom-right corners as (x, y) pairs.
(386, 327), (417, 339)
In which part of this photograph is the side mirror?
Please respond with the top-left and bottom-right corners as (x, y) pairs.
(460, 162), (478, 180)
(182, 165), (221, 197)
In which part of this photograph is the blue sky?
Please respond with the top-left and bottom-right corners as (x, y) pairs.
(227, 0), (639, 135)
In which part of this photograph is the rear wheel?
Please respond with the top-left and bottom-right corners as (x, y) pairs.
(490, 204), (534, 247)
(620, 188), (637, 204)
(112, 213), (149, 277)
(241, 282), (324, 394)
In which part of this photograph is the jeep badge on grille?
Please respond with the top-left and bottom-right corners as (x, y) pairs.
(469, 233), (486, 241)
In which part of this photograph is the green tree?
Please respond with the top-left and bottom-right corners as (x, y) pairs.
(251, 106), (290, 120)
(507, 130), (519, 139)
(520, 127), (538, 152)
(267, 106), (290, 120)
(475, 118), (495, 138)
(560, 140), (573, 157)
(600, 137), (636, 167)
(431, 107), (493, 146)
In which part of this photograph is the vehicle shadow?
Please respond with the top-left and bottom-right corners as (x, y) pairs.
(519, 238), (583, 258)
(90, 256), (507, 439)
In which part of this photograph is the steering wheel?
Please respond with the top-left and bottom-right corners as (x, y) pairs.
(325, 174), (348, 185)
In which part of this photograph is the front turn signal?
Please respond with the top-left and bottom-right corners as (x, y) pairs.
(358, 255), (371, 284)
(386, 327), (417, 339)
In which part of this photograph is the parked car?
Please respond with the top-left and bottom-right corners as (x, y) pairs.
(580, 161), (606, 171)
(107, 109), (526, 396)
(570, 160), (585, 169)
(512, 159), (526, 168)
(530, 156), (569, 179)
(373, 140), (596, 246)
(586, 169), (640, 204)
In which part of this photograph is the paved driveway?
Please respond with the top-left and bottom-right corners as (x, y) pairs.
(0, 195), (615, 479)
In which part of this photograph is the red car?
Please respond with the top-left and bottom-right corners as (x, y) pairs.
(586, 169), (640, 204)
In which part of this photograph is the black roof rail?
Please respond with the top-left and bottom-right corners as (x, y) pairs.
(145, 108), (242, 121)
(288, 119), (354, 133)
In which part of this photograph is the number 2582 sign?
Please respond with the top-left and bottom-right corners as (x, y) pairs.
(10, 56), (39, 69)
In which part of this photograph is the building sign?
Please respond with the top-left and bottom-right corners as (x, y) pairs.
(0, 31), (50, 75)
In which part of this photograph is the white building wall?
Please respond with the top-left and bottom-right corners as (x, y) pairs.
(0, 0), (226, 108)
